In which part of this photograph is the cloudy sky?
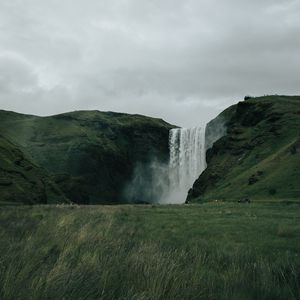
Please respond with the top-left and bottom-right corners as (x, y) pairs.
(0, 0), (299, 127)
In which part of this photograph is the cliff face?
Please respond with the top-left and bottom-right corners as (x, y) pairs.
(187, 95), (300, 202)
(0, 110), (174, 204)
(205, 104), (236, 150)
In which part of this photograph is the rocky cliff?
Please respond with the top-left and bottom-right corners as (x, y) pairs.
(187, 95), (300, 202)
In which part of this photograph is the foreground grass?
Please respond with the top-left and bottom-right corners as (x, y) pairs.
(0, 202), (299, 300)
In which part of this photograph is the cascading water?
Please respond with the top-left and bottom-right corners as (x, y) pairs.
(163, 127), (206, 204)
(125, 126), (206, 204)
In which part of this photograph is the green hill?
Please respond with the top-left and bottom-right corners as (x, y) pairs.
(0, 134), (68, 205)
(187, 95), (300, 202)
(1, 95), (299, 205)
(0, 110), (174, 204)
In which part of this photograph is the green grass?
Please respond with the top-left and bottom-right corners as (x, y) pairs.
(1, 202), (299, 299)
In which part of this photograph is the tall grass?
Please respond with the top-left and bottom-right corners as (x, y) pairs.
(0, 203), (299, 299)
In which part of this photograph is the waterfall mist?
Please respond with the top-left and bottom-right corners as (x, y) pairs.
(124, 127), (206, 204)
(123, 159), (169, 204)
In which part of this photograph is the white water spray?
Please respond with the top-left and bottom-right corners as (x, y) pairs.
(125, 126), (207, 204)
(163, 127), (206, 204)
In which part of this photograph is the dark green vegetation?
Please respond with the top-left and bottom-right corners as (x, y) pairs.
(0, 110), (174, 204)
(0, 135), (68, 205)
(188, 95), (300, 203)
(0, 203), (299, 300)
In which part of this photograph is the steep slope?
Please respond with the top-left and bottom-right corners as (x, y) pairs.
(0, 135), (68, 205)
(187, 95), (300, 202)
(0, 110), (174, 204)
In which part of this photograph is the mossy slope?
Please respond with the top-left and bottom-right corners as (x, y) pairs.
(187, 95), (300, 202)
(0, 135), (68, 205)
(0, 110), (174, 204)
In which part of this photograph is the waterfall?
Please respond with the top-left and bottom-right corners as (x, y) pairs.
(163, 127), (206, 204)
(125, 126), (206, 204)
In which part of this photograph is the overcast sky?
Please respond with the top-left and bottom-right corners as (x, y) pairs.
(0, 0), (299, 127)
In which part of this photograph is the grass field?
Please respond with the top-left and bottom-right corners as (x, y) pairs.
(0, 202), (299, 299)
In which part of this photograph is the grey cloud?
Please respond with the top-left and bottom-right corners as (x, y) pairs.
(0, 54), (37, 93)
(0, 0), (299, 126)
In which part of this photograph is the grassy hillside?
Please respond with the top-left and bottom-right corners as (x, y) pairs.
(187, 95), (300, 202)
(0, 203), (299, 299)
(0, 134), (68, 205)
(0, 110), (174, 204)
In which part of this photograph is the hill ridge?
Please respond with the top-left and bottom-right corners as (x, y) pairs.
(187, 95), (300, 202)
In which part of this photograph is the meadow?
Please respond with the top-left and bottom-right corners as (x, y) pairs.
(0, 202), (299, 300)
